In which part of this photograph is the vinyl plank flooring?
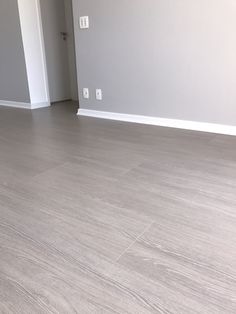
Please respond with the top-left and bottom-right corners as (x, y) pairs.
(0, 216), (153, 314)
(0, 101), (236, 313)
(0, 183), (151, 261)
(117, 217), (236, 314)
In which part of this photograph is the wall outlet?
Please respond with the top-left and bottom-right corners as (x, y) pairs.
(96, 89), (102, 100)
(83, 88), (89, 99)
(79, 16), (89, 29)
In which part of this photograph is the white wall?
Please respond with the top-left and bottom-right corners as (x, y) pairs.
(73, 0), (236, 126)
(18, 0), (50, 106)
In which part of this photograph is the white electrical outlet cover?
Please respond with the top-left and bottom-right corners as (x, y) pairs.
(83, 88), (89, 99)
(96, 89), (102, 100)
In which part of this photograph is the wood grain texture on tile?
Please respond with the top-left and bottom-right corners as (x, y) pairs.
(0, 101), (236, 313)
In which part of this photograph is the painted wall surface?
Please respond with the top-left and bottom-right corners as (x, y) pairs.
(73, 0), (236, 125)
(0, 0), (30, 102)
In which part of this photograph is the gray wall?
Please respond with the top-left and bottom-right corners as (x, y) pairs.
(73, 0), (236, 125)
(0, 0), (30, 102)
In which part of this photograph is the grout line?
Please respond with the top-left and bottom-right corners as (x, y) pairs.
(31, 161), (70, 181)
(115, 221), (154, 263)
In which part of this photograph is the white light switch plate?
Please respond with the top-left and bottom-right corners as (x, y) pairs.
(79, 16), (89, 29)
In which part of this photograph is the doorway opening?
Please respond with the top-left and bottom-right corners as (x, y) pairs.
(39, 0), (78, 104)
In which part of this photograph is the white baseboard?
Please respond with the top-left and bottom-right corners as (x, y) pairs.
(78, 109), (236, 136)
(31, 102), (50, 109)
(0, 100), (50, 110)
(0, 100), (31, 109)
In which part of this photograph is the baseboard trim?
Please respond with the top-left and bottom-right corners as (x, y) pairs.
(0, 100), (50, 110)
(31, 102), (51, 109)
(78, 109), (236, 136)
(0, 100), (31, 109)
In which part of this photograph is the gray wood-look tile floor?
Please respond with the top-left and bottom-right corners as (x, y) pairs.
(0, 101), (236, 313)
